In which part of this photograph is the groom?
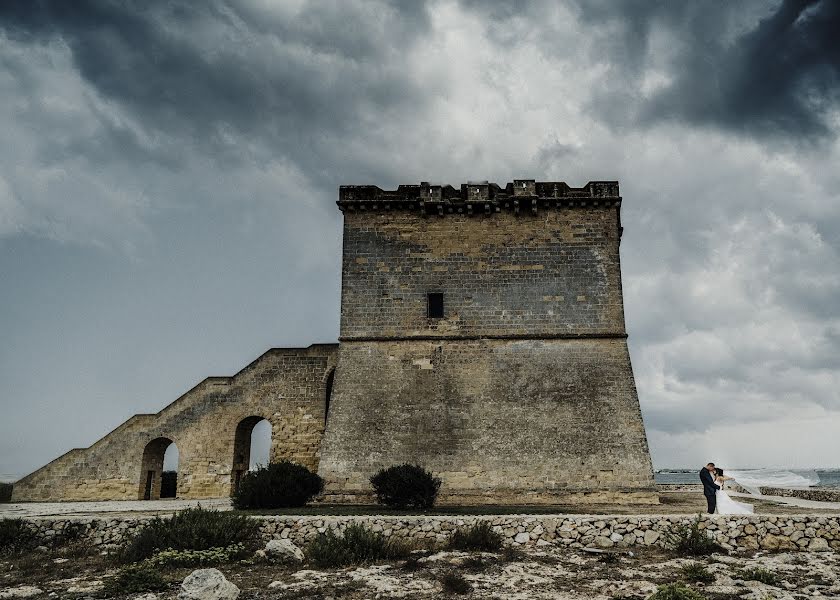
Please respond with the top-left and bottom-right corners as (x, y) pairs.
(699, 462), (720, 514)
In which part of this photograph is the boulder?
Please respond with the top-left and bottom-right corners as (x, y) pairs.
(264, 539), (305, 563)
(514, 532), (530, 544)
(178, 569), (239, 600)
(808, 537), (830, 552)
(643, 530), (660, 545)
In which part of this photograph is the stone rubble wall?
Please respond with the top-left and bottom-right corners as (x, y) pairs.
(758, 487), (840, 503)
(18, 514), (839, 553)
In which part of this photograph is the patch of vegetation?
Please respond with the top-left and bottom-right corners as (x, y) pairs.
(679, 562), (715, 583)
(738, 567), (778, 586)
(0, 482), (12, 503)
(118, 506), (259, 563)
(102, 563), (169, 596)
(232, 461), (324, 509)
(0, 518), (37, 554)
(500, 546), (526, 562)
(599, 552), (620, 564)
(449, 521), (504, 552)
(370, 464), (441, 509)
(307, 523), (414, 568)
(647, 583), (707, 600)
(439, 570), (472, 595)
(666, 516), (723, 557)
(145, 543), (246, 568)
(461, 555), (492, 571)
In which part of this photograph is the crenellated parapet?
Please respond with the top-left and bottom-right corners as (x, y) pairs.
(337, 180), (620, 215)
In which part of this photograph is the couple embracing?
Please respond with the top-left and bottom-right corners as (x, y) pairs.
(700, 462), (754, 515)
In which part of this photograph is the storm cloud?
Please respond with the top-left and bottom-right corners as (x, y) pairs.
(1, 0), (839, 475)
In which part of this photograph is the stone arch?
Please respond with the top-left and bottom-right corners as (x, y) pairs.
(231, 416), (272, 494)
(324, 368), (336, 427)
(139, 437), (178, 500)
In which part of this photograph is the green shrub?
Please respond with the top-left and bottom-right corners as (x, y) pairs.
(102, 563), (168, 596)
(647, 583), (707, 600)
(449, 522), (503, 552)
(370, 464), (441, 509)
(232, 461), (324, 509)
(679, 562), (714, 583)
(307, 523), (413, 568)
(145, 543), (246, 568)
(0, 518), (37, 554)
(0, 483), (12, 503)
(119, 506), (259, 563)
(439, 570), (472, 595)
(665, 516), (723, 557)
(738, 567), (778, 585)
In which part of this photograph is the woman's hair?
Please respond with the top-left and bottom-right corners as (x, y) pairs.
(715, 468), (724, 476)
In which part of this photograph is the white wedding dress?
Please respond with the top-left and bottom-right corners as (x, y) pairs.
(715, 480), (754, 515)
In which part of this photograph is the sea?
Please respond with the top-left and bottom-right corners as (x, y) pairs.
(655, 468), (840, 489)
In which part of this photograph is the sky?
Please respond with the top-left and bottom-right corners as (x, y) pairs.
(1, 0), (840, 479)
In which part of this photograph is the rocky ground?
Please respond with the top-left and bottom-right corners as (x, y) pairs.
(2, 538), (839, 599)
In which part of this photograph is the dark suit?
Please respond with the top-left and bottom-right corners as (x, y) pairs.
(699, 468), (720, 513)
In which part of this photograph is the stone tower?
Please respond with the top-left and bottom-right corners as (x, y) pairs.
(318, 180), (656, 504)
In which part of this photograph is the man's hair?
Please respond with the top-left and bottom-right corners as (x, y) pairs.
(706, 462), (715, 467)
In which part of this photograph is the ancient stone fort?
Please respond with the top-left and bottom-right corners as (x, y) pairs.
(13, 180), (656, 504)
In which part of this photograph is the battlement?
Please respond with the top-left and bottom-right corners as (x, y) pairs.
(338, 180), (620, 214)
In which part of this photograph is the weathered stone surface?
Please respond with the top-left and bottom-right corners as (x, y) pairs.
(0, 586), (43, 599)
(178, 569), (239, 600)
(264, 539), (304, 562)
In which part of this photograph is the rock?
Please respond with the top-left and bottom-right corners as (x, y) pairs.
(609, 532), (623, 543)
(514, 532), (530, 544)
(594, 536), (614, 549)
(178, 569), (239, 600)
(643, 530), (660, 545)
(135, 595), (159, 600)
(808, 538), (830, 552)
(0, 586), (44, 599)
(264, 539), (304, 563)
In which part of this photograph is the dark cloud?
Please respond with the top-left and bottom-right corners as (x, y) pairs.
(0, 0), (434, 182)
(573, 0), (840, 142)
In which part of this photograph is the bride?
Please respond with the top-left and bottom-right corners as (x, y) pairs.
(714, 468), (754, 515)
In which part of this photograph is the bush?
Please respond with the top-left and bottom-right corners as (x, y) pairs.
(119, 506), (259, 563)
(665, 516), (723, 557)
(449, 522), (503, 552)
(307, 523), (413, 568)
(647, 583), (707, 600)
(370, 464), (441, 509)
(679, 562), (714, 584)
(0, 483), (12, 503)
(439, 570), (472, 595)
(145, 544), (246, 568)
(0, 518), (37, 554)
(102, 563), (168, 596)
(738, 567), (778, 585)
(232, 461), (324, 509)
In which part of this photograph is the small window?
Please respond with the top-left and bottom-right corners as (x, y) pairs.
(427, 292), (444, 318)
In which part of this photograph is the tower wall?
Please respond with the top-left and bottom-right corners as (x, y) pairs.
(319, 181), (656, 503)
